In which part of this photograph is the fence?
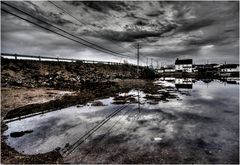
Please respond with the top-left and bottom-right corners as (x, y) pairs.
(1, 53), (137, 66)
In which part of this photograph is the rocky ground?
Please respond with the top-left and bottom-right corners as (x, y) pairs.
(1, 87), (74, 119)
(1, 58), (154, 89)
(1, 141), (62, 164)
(1, 87), (75, 164)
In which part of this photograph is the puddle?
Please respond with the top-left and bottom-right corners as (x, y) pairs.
(3, 78), (239, 163)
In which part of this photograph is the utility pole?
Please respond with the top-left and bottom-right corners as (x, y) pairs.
(137, 43), (140, 76)
(146, 57), (148, 67)
(151, 58), (153, 69)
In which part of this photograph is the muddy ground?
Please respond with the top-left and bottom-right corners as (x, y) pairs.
(1, 88), (74, 163)
(1, 87), (74, 119)
(1, 79), (149, 164)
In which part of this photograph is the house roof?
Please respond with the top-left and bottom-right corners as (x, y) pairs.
(175, 59), (192, 65)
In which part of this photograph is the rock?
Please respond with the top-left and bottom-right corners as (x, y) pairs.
(1, 123), (8, 132)
(112, 100), (127, 104)
(56, 71), (61, 75)
(55, 147), (61, 151)
(64, 143), (70, 148)
(10, 130), (33, 138)
(91, 101), (105, 106)
(128, 97), (137, 103)
(147, 101), (159, 105)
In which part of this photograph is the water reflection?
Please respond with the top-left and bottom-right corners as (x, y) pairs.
(175, 78), (193, 89)
(160, 77), (239, 89)
(220, 77), (240, 84)
(3, 77), (239, 163)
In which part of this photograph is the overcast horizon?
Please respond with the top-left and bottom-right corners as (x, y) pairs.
(1, 1), (239, 66)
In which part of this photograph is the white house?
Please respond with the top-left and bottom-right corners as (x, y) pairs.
(175, 58), (193, 72)
(156, 68), (164, 73)
(164, 67), (175, 73)
(220, 64), (239, 72)
(156, 66), (175, 73)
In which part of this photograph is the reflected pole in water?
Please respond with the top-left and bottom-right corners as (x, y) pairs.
(137, 89), (140, 113)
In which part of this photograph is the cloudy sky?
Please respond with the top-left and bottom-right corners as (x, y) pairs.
(1, 1), (239, 66)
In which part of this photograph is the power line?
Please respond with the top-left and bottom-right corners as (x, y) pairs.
(1, 8), (124, 59)
(48, 0), (134, 55)
(1, 2), (133, 59)
(62, 104), (130, 157)
(2, 1), (131, 58)
(81, 105), (134, 161)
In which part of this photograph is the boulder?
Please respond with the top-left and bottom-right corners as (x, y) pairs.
(91, 101), (105, 106)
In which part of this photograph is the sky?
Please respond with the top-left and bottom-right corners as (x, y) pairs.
(1, 1), (239, 66)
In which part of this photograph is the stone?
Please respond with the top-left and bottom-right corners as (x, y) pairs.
(91, 101), (105, 106)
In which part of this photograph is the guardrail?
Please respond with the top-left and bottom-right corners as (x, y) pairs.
(1, 53), (136, 66)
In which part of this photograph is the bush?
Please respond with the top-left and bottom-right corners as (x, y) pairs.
(139, 68), (156, 79)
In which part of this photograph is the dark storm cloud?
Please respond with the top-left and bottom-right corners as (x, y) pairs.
(125, 12), (149, 21)
(143, 47), (200, 60)
(177, 18), (215, 32)
(93, 23), (177, 42)
(83, 1), (130, 12)
(135, 20), (148, 26)
(65, 1), (131, 12)
(146, 10), (165, 17)
(185, 34), (237, 47)
(3, 1), (72, 26)
(1, 1), (239, 65)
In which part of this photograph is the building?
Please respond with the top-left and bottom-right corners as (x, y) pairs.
(220, 64), (239, 73)
(175, 58), (193, 72)
(163, 66), (175, 73)
(193, 64), (219, 73)
(156, 66), (175, 73)
(160, 77), (175, 81)
(219, 64), (239, 76)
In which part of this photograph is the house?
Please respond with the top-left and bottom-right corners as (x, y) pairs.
(175, 58), (193, 72)
(159, 77), (175, 82)
(220, 64), (239, 72)
(163, 66), (175, 73)
(156, 68), (164, 73)
(219, 64), (239, 76)
(156, 66), (175, 73)
(193, 64), (219, 73)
